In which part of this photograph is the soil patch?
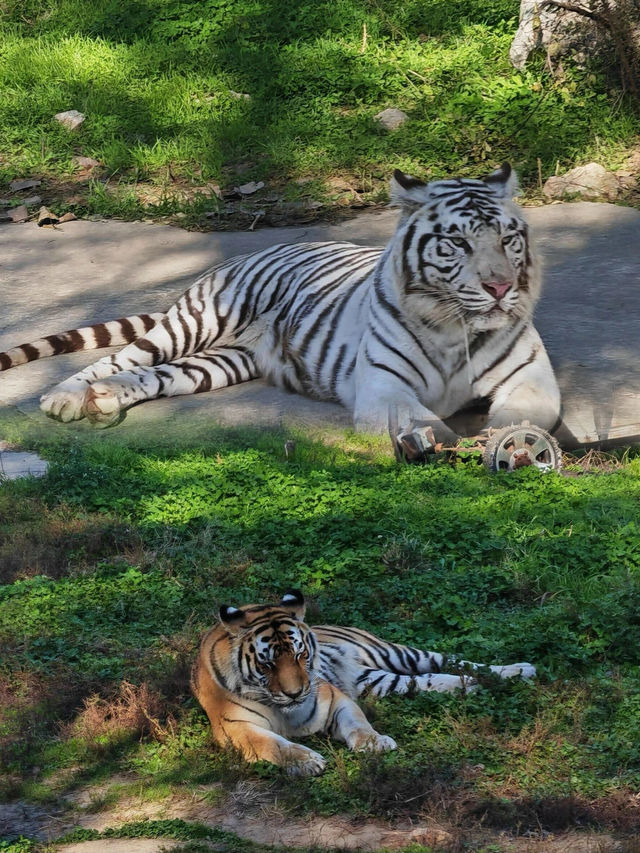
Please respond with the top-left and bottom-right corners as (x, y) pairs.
(4, 782), (637, 852)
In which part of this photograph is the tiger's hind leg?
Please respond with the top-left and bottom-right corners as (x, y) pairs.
(356, 670), (479, 697)
(352, 657), (536, 698)
(319, 628), (535, 698)
(79, 347), (258, 427)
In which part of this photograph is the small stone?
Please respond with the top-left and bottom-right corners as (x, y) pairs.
(374, 108), (409, 130)
(23, 195), (42, 206)
(229, 90), (251, 100)
(9, 178), (41, 192)
(58, 212), (77, 223)
(543, 163), (620, 201)
(54, 110), (85, 130)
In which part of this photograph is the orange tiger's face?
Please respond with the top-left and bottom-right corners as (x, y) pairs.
(219, 590), (317, 709)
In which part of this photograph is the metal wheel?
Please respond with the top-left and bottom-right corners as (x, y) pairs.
(482, 423), (562, 473)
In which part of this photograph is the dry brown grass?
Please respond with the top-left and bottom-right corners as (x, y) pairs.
(0, 666), (88, 788)
(562, 449), (626, 474)
(66, 681), (177, 744)
(0, 496), (144, 583)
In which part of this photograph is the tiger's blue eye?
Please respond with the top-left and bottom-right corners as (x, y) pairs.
(501, 233), (521, 247)
(441, 236), (470, 252)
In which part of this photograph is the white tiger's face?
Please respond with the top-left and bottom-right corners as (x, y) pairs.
(391, 166), (538, 332)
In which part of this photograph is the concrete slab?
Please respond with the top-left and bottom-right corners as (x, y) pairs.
(0, 449), (49, 479)
(1, 203), (639, 444)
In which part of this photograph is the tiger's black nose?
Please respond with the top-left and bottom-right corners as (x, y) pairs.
(283, 687), (304, 699)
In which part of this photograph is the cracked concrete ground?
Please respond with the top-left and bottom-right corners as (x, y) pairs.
(1, 202), (640, 444)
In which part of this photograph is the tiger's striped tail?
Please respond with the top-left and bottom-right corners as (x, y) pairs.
(0, 313), (165, 372)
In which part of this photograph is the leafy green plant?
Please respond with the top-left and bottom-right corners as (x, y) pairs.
(2, 432), (640, 838)
(0, 0), (636, 220)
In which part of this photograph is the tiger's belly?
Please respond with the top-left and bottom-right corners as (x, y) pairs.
(240, 316), (479, 418)
(244, 314), (361, 407)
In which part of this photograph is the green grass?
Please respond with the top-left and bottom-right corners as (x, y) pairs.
(0, 0), (638, 222)
(1, 428), (640, 849)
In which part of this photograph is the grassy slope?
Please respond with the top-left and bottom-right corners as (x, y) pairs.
(0, 0), (637, 222)
(1, 428), (640, 849)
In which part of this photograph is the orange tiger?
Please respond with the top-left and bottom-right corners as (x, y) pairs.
(191, 590), (535, 776)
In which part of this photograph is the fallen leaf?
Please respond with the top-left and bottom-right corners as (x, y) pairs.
(10, 179), (41, 192)
(235, 180), (265, 196)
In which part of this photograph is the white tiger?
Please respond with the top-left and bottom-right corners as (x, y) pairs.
(0, 164), (560, 436)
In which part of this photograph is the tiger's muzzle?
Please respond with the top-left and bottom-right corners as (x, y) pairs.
(268, 653), (312, 707)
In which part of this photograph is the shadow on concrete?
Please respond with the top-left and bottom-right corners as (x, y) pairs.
(2, 202), (640, 445)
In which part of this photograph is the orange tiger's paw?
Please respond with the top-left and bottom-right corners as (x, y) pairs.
(284, 747), (327, 777)
(350, 731), (397, 753)
(83, 383), (124, 428)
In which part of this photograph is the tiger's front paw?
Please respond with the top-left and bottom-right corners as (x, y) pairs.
(349, 731), (398, 753)
(40, 385), (88, 422)
(284, 746), (327, 777)
(82, 382), (124, 428)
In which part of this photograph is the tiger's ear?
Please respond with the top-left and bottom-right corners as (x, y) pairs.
(483, 162), (519, 199)
(219, 604), (248, 635)
(279, 589), (306, 620)
(390, 169), (431, 211)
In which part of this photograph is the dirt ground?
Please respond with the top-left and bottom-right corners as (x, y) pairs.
(2, 777), (635, 853)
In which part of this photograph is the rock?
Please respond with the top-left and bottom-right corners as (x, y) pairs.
(229, 90), (251, 100)
(543, 163), (620, 201)
(54, 109), (86, 130)
(71, 155), (101, 169)
(0, 205), (29, 223)
(509, 0), (615, 69)
(37, 205), (59, 226)
(374, 108), (409, 130)
(615, 169), (637, 190)
(23, 195), (42, 206)
(9, 178), (41, 192)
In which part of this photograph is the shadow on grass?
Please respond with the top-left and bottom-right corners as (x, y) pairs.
(4, 0), (635, 196)
(1, 425), (640, 833)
